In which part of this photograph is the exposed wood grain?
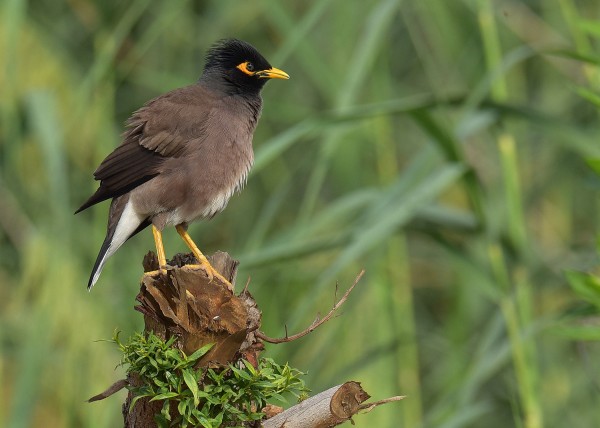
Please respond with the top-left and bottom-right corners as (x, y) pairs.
(263, 382), (370, 428)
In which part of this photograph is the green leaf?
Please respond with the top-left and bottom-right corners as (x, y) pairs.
(154, 413), (169, 428)
(128, 393), (151, 412)
(182, 369), (200, 407)
(577, 19), (600, 38)
(270, 392), (288, 403)
(586, 158), (600, 175)
(574, 85), (600, 108)
(554, 324), (600, 341)
(177, 399), (188, 419)
(252, 381), (275, 389)
(187, 343), (215, 363)
(545, 49), (600, 66)
(198, 418), (213, 428)
(230, 365), (253, 381)
(242, 360), (258, 377)
(565, 270), (600, 308)
(212, 412), (223, 426)
(149, 391), (179, 402)
(160, 400), (171, 421)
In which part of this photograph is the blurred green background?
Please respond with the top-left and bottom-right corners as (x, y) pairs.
(2, 0), (600, 427)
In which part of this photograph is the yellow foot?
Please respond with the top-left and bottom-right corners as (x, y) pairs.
(185, 261), (231, 286)
(142, 267), (167, 280)
(174, 225), (231, 286)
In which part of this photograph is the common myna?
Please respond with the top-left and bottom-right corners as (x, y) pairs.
(76, 39), (289, 289)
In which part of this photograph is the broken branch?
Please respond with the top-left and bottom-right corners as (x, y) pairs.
(256, 270), (365, 344)
(357, 395), (407, 414)
(88, 379), (129, 402)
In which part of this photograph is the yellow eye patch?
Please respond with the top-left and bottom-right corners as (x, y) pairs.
(236, 61), (255, 76)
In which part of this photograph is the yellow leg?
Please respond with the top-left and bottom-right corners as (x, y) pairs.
(144, 225), (167, 278)
(175, 225), (230, 285)
(152, 225), (167, 268)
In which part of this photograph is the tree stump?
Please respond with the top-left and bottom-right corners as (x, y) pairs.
(88, 251), (404, 426)
(123, 251), (262, 427)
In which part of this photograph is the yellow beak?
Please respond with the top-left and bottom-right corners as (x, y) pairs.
(256, 67), (290, 80)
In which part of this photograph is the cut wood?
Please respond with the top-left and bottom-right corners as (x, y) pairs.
(263, 381), (370, 428)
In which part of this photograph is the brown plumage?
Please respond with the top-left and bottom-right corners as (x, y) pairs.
(76, 39), (289, 289)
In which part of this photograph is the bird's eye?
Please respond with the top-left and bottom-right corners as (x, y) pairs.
(236, 61), (257, 76)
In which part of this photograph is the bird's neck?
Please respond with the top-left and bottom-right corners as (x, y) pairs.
(198, 71), (263, 98)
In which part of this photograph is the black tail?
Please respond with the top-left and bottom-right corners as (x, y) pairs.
(88, 232), (114, 290)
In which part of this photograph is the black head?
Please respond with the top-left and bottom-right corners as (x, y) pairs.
(201, 39), (289, 94)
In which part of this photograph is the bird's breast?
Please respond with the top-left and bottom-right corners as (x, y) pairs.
(179, 132), (254, 223)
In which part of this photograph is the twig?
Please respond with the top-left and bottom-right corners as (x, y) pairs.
(256, 270), (365, 344)
(334, 280), (339, 306)
(243, 276), (251, 293)
(357, 396), (407, 414)
(88, 379), (129, 402)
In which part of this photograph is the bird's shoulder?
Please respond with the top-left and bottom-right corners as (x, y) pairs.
(135, 86), (262, 154)
(126, 84), (223, 157)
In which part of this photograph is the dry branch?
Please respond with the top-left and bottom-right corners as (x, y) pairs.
(256, 270), (365, 344)
(357, 395), (407, 413)
(88, 379), (128, 403)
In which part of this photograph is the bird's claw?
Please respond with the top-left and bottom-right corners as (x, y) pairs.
(143, 266), (167, 279)
(185, 261), (230, 286)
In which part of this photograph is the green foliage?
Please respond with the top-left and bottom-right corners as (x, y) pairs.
(114, 332), (308, 428)
(558, 270), (600, 341)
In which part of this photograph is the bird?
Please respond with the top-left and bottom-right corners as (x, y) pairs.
(76, 39), (289, 289)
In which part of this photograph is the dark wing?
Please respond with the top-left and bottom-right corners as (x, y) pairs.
(75, 85), (216, 213)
